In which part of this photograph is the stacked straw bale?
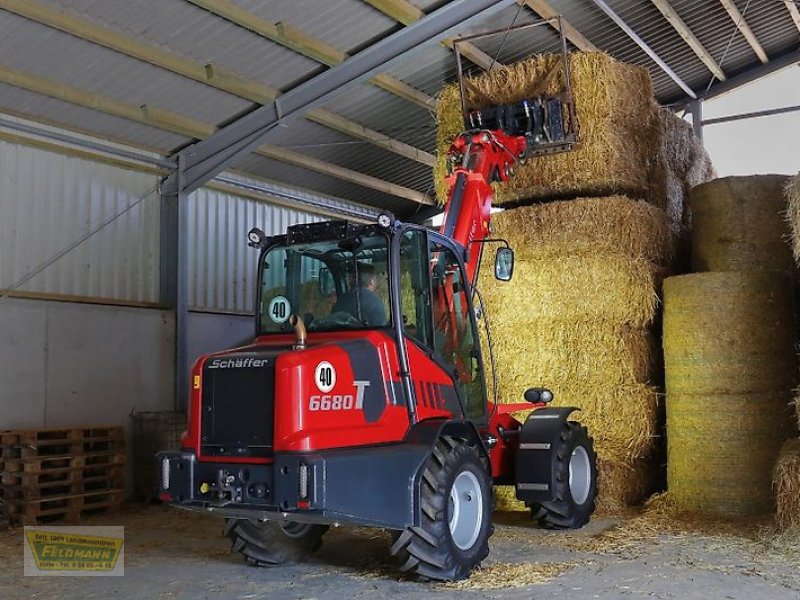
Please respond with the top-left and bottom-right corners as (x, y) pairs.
(483, 198), (672, 512)
(775, 439), (800, 530)
(663, 271), (796, 517)
(652, 108), (715, 235)
(435, 52), (657, 205)
(690, 176), (794, 272)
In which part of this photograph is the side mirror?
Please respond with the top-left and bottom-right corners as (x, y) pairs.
(247, 227), (267, 249)
(494, 247), (514, 281)
(318, 267), (335, 296)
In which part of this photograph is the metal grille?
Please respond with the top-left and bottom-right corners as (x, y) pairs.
(200, 355), (275, 458)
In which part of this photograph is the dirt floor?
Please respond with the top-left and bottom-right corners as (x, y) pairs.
(3, 503), (800, 599)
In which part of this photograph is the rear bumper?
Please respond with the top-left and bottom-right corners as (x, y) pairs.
(156, 445), (430, 530)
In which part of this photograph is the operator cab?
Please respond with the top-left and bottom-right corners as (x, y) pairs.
(249, 217), (514, 425)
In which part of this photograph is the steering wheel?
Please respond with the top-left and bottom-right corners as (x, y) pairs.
(308, 311), (362, 330)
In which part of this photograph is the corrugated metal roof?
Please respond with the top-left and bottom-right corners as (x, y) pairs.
(240, 0), (400, 56)
(0, 84), (191, 150)
(0, 0), (796, 218)
(42, 0), (324, 92)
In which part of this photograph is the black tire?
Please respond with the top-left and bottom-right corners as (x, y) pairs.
(390, 436), (493, 581)
(529, 421), (597, 529)
(224, 519), (329, 566)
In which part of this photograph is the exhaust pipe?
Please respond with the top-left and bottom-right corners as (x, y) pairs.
(288, 314), (307, 350)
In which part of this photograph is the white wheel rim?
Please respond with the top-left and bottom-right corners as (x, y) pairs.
(569, 446), (592, 506)
(448, 470), (483, 551)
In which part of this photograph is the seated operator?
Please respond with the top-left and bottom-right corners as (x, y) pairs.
(332, 264), (387, 326)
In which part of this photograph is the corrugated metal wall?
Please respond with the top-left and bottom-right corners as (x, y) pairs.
(0, 139), (161, 303)
(187, 187), (322, 314)
(0, 137), (326, 312)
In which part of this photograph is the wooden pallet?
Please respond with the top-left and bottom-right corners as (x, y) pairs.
(1, 463), (124, 488)
(0, 426), (126, 525)
(0, 426), (124, 460)
(5, 489), (123, 525)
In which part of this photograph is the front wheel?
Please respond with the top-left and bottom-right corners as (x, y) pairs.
(224, 519), (329, 566)
(529, 421), (597, 529)
(390, 436), (493, 581)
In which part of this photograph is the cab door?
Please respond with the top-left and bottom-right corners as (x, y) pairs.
(397, 228), (489, 423)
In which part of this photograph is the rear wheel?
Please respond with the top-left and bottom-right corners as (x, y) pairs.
(529, 421), (597, 529)
(224, 518), (329, 566)
(390, 436), (492, 581)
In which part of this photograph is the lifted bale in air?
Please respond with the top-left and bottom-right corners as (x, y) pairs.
(663, 271), (796, 395)
(775, 438), (800, 530)
(785, 172), (800, 263)
(435, 52), (657, 204)
(490, 197), (674, 265)
(690, 175), (794, 273)
(667, 391), (795, 517)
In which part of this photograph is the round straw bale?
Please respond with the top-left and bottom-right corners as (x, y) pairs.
(785, 173), (800, 263)
(435, 52), (657, 204)
(491, 197), (674, 265)
(481, 254), (661, 328)
(690, 175), (794, 272)
(663, 271), (796, 394)
(667, 390), (795, 517)
(775, 438), (800, 530)
(488, 321), (657, 387)
(595, 456), (657, 516)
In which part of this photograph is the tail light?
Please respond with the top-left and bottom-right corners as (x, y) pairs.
(161, 457), (171, 490)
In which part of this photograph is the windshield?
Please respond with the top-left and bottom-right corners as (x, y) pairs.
(258, 232), (391, 334)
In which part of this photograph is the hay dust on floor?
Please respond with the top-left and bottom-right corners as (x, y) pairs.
(3, 500), (800, 599)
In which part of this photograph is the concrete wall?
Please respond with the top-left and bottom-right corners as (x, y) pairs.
(0, 298), (175, 429)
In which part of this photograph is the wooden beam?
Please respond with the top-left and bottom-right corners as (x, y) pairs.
(717, 0), (768, 63)
(518, 0), (599, 52)
(370, 73), (436, 110)
(1, 0), (435, 166)
(255, 146), (433, 205)
(306, 109), (436, 166)
(0, 65), (212, 138)
(0, 66), (431, 204)
(650, 0), (726, 81)
(0, 0), (277, 103)
(186, 0), (347, 66)
(204, 180), (374, 222)
(364, 0), (503, 70)
(187, 0), (436, 111)
(784, 0), (800, 35)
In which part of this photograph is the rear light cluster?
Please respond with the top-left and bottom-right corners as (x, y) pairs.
(299, 463), (309, 499)
(161, 457), (170, 490)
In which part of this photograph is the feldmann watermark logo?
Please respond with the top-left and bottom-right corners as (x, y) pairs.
(24, 526), (124, 576)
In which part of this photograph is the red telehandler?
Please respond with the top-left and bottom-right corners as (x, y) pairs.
(157, 71), (597, 581)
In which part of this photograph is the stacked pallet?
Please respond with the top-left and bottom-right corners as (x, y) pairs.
(0, 426), (125, 525)
(437, 52), (682, 514)
(664, 176), (797, 517)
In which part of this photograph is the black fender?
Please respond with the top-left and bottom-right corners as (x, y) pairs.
(403, 418), (491, 527)
(514, 406), (579, 504)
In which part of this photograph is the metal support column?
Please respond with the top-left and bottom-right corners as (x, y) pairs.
(688, 99), (704, 143)
(160, 153), (189, 411)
